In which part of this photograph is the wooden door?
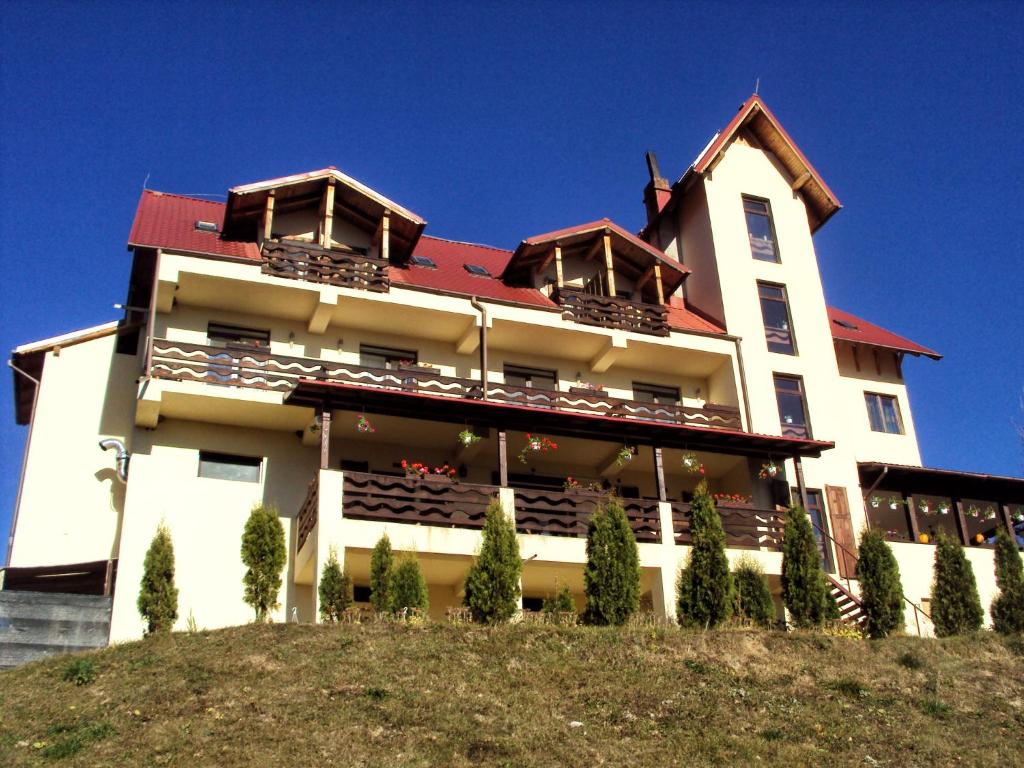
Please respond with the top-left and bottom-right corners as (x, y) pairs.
(825, 485), (858, 579)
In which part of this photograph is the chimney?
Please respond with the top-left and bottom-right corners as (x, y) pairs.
(643, 151), (672, 225)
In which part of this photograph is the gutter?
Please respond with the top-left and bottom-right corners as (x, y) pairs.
(469, 297), (488, 400)
(733, 337), (753, 433)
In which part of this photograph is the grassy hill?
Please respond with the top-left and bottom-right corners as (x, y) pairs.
(1, 622), (1021, 766)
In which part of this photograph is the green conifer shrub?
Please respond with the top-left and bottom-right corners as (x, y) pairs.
(781, 504), (832, 627)
(732, 555), (775, 627)
(464, 499), (522, 624)
(931, 533), (983, 637)
(685, 480), (734, 628)
(583, 498), (641, 626)
(542, 584), (575, 614)
(369, 533), (394, 614)
(240, 504), (286, 622)
(389, 554), (429, 615)
(991, 528), (1024, 634)
(676, 553), (693, 626)
(137, 522), (179, 634)
(318, 547), (353, 622)
(855, 527), (905, 638)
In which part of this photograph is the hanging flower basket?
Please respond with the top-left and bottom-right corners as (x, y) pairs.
(356, 414), (376, 433)
(917, 499), (932, 515)
(758, 462), (780, 480)
(869, 496), (881, 509)
(985, 508), (998, 521)
(938, 503), (950, 516)
(458, 428), (482, 447)
(615, 446), (634, 467)
(518, 433), (557, 464)
(888, 497), (902, 511)
(967, 505), (980, 519)
(680, 451), (705, 476)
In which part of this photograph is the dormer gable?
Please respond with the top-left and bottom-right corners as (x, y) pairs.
(220, 167), (426, 262)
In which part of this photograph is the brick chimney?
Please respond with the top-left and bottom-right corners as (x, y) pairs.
(643, 151), (672, 225)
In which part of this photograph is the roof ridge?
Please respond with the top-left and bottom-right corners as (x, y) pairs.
(419, 234), (512, 254)
(142, 189), (227, 206)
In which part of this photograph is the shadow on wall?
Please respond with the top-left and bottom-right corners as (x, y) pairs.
(93, 467), (126, 560)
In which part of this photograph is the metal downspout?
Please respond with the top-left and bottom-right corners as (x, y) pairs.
(469, 297), (488, 400)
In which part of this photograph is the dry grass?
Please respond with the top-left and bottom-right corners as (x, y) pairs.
(1, 623), (1022, 766)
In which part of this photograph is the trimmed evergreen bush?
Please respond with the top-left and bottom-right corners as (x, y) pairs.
(542, 584), (575, 614)
(733, 555), (775, 627)
(675, 554), (693, 626)
(991, 528), (1024, 634)
(137, 522), (178, 634)
(464, 499), (522, 624)
(685, 480), (733, 628)
(855, 527), (905, 638)
(240, 504), (286, 622)
(318, 547), (352, 623)
(389, 554), (429, 615)
(583, 497), (640, 626)
(781, 504), (832, 627)
(931, 533), (983, 637)
(369, 533), (394, 613)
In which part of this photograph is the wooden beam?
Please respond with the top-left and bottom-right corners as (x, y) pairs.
(603, 233), (617, 297)
(554, 245), (564, 288)
(653, 263), (665, 305)
(791, 171), (812, 191)
(653, 446), (667, 502)
(583, 236), (604, 262)
(955, 500), (970, 546)
(381, 211), (391, 262)
(319, 408), (331, 470)
(906, 495), (921, 542)
(793, 455), (809, 512)
(1001, 503), (1015, 538)
(538, 246), (556, 274)
(262, 191), (276, 242)
(321, 181), (335, 248)
(635, 265), (655, 291)
(498, 430), (508, 487)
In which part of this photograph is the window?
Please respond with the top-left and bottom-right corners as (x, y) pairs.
(795, 489), (834, 572)
(864, 392), (904, 434)
(632, 382), (680, 405)
(410, 255), (436, 268)
(198, 451), (261, 483)
(743, 196), (779, 262)
(207, 323), (270, 348)
(463, 264), (490, 277)
(359, 344), (417, 370)
(773, 374), (811, 438)
(758, 282), (797, 355)
(503, 364), (557, 390)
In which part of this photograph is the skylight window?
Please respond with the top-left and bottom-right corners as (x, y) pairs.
(834, 318), (859, 330)
(194, 220), (219, 233)
(464, 264), (490, 277)
(410, 255), (436, 268)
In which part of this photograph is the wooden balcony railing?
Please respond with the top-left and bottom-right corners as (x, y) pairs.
(262, 240), (389, 293)
(514, 489), (661, 543)
(148, 340), (743, 431)
(296, 476), (319, 552)
(556, 287), (670, 337)
(671, 502), (784, 550)
(342, 471), (496, 529)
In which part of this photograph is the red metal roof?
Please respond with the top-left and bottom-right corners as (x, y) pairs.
(828, 307), (941, 359)
(128, 190), (259, 260)
(126, 191), (725, 335)
(521, 218), (690, 273)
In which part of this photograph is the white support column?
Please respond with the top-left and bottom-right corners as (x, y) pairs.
(653, 501), (679, 623)
(499, 487), (524, 610)
(313, 468), (345, 623)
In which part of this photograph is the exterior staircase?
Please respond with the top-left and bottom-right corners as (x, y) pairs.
(826, 575), (866, 627)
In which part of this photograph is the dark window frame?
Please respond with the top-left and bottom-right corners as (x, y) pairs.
(359, 344), (418, 370)
(743, 195), (781, 262)
(773, 374), (812, 439)
(632, 381), (681, 405)
(198, 450), (262, 483)
(757, 281), (798, 355)
(503, 364), (558, 390)
(864, 392), (904, 434)
(207, 322), (270, 349)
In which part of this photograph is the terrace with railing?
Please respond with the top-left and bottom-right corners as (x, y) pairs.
(555, 287), (670, 337)
(148, 339), (743, 431)
(261, 239), (390, 293)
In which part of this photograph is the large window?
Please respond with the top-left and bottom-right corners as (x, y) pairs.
(503, 364), (557, 390)
(864, 392), (904, 434)
(774, 374), (811, 438)
(359, 344), (417, 370)
(632, 382), (680, 405)
(198, 451), (262, 483)
(207, 323), (270, 348)
(794, 488), (834, 572)
(757, 282), (796, 355)
(743, 196), (779, 262)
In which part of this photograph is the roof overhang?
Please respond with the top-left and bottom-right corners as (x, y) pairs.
(221, 167), (426, 260)
(503, 219), (689, 300)
(286, 379), (833, 459)
(858, 462), (1024, 502)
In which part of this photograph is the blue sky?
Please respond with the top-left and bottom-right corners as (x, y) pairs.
(1, 2), (1022, 558)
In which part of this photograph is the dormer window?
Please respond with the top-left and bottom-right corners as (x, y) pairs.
(743, 196), (780, 262)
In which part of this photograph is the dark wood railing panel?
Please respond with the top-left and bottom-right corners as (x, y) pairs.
(556, 287), (670, 337)
(342, 471), (497, 530)
(149, 340), (742, 431)
(514, 491), (661, 543)
(262, 240), (389, 293)
(671, 502), (784, 550)
(296, 476), (319, 552)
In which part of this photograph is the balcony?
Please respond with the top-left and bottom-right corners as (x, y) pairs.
(671, 501), (784, 550)
(261, 239), (389, 293)
(148, 339), (743, 431)
(514, 489), (661, 543)
(555, 287), (670, 337)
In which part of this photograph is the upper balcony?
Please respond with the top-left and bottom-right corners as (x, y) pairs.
(261, 239), (390, 293)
